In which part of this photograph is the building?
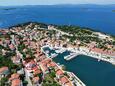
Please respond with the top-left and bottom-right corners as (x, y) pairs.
(9, 73), (23, 86)
(0, 67), (10, 78)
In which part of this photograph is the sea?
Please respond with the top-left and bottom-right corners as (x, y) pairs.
(0, 5), (115, 35)
(54, 53), (115, 86)
(0, 5), (115, 86)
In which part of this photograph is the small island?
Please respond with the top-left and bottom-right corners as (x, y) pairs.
(112, 10), (115, 12)
(0, 22), (115, 86)
(0, 8), (16, 11)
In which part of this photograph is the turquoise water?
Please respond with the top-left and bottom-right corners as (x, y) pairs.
(43, 47), (115, 86)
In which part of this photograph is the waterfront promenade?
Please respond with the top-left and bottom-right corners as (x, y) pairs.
(66, 47), (115, 65)
(42, 44), (115, 65)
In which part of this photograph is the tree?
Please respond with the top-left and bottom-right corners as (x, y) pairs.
(0, 77), (9, 86)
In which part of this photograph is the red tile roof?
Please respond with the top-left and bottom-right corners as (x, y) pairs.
(91, 48), (115, 56)
(33, 77), (39, 83)
(60, 76), (69, 84)
(65, 82), (72, 86)
(48, 62), (57, 67)
(56, 69), (64, 76)
(0, 67), (8, 74)
(11, 79), (21, 86)
(9, 44), (15, 50)
(10, 73), (20, 80)
(34, 69), (41, 75)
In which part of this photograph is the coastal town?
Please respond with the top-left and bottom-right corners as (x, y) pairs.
(0, 22), (115, 86)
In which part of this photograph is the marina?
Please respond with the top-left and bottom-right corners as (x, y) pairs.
(42, 46), (86, 86)
(54, 53), (115, 86)
(42, 46), (115, 86)
(42, 45), (115, 65)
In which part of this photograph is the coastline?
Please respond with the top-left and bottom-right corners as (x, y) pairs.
(1, 21), (115, 36)
(66, 47), (115, 65)
(43, 45), (115, 65)
(0, 21), (115, 86)
(1, 21), (115, 65)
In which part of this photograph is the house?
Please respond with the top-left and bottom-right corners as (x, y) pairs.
(32, 76), (40, 85)
(47, 61), (57, 68)
(33, 69), (42, 76)
(11, 56), (21, 64)
(25, 60), (37, 70)
(65, 82), (73, 86)
(59, 76), (69, 85)
(11, 79), (22, 86)
(9, 44), (15, 51)
(0, 67), (10, 78)
(24, 60), (42, 78)
(40, 64), (49, 74)
(10, 73), (23, 86)
(56, 69), (64, 78)
(10, 73), (20, 81)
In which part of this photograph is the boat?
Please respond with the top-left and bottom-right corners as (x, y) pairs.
(51, 53), (58, 58)
(46, 50), (50, 54)
(98, 59), (101, 62)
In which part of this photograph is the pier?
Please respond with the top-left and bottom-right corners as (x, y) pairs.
(64, 53), (80, 60)
(55, 48), (66, 54)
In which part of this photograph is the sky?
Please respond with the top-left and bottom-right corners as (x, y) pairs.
(0, 0), (115, 6)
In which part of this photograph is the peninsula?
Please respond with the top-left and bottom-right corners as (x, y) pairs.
(0, 22), (115, 86)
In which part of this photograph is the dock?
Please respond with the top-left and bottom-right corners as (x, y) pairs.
(55, 48), (66, 54)
(64, 53), (80, 60)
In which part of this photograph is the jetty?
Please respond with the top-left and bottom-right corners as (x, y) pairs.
(55, 48), (66, 54)
(64, 53), (80, 60)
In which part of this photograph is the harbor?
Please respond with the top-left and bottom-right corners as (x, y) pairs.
(71, 48), (115, 65)
(53, 53), (115, 86)
(42, 46), (86, 86)
(42, 45), (115, 86)
(42, 45), (115, 65)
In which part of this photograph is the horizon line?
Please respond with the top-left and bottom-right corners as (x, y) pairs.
(0, 3), (115, 6)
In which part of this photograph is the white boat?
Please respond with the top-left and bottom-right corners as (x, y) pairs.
(55, 49), (60, 53)
(46, 50), (50, 54)
(51, 53), (58, 58)
(98, 59), (101, 62)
